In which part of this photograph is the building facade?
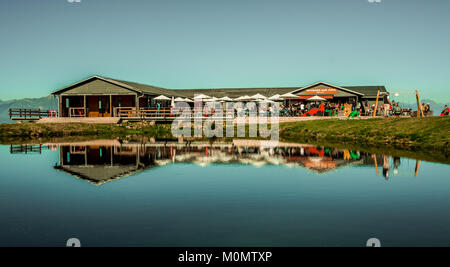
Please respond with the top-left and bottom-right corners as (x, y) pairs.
(51, 75), (388, 118)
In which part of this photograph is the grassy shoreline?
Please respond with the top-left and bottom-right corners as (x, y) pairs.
(1, 117), (449, 162)
(280, 116), (450, 151)
(0, 121), (174, 143)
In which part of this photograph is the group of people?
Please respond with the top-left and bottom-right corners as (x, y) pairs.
(180, 96), (449, 118)
(370, 101), (407, 117)
(277, 102), (351, 117)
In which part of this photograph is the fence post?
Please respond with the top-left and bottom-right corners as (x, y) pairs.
(373, 91), (380, 118)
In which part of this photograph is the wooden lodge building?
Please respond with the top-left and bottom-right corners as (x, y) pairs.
(51, 75), (388, 118)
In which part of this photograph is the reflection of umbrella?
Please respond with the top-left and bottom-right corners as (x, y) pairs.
(306, 95), (326, 101)
(154, 95), (171, 100)
(280, 93), (299, 99)
(219, 96), (233, 101)
(193, 94), (210, 100)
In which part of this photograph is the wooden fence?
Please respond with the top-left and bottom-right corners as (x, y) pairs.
(9, 109), (58, 120)
(10, 144), (42, 154)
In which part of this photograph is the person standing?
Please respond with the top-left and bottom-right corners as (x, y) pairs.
(156, 102), (161, 116)
(383, 93), (391, 117)
(383, 155), (390, 180)
(441, 105), (450, 116)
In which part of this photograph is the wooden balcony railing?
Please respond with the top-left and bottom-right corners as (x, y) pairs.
(113, 107), (237, 118)
(114, 107), (173, 118)
(69, 107), (86, 117)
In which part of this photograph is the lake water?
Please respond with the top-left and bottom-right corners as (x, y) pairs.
(1, 139), (450, 247)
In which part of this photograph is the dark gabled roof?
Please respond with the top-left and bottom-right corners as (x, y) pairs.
(52, 75), (387, 98)
(288, 81), (365, 96)
(344, 86), (387, 97)
(173, 87), (298, 98)
(54, 164), (157, 186)
(111, 78), (186, 97)
(52, 76), (141, 95)
(52, 75), (184, 97)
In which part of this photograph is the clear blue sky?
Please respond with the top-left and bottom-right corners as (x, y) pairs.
(0, 0), (449, 102)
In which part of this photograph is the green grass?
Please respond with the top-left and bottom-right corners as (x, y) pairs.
(0, 122), (173, 143)
(280, 116), (450, 151)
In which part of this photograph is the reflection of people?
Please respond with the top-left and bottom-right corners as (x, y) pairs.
(383, 155), (390, 180)
(343, 150), (351, 160)
(393, 157), (400, 175)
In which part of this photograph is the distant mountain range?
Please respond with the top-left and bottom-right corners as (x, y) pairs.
(0, 96), (58, 123)
(397, 99), (447, 115)
(0, 96), (447, 123)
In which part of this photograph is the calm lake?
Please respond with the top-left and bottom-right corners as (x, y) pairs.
(1, 139), (450, 247)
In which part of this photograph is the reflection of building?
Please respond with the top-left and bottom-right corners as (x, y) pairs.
(53, 141), (371, 185)
(55, 145), (160, 185)
(10, 144), (42, 154)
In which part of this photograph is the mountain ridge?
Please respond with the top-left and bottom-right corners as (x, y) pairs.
(0, 95), (58, 123)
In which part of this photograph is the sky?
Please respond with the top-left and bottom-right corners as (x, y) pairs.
(0, 0), (449, 102)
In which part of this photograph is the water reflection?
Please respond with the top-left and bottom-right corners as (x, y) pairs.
(10, 140), (423, 185)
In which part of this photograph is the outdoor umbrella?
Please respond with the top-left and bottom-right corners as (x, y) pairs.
(251, 93), (266, 100)
(183, 98), (194, 103)
(235, 95), (252, 101)
(218, 96), (233, 101)
(258, 99), (275, 103)
(174, 97), (186, 102)
(280, 93), (299, 99)
(306, 95), (326, 101)
(203, 97), (219, 102)
(193, 94), (211, 100)
(268, 94), (282, 101)
(154, 95), (171, 100)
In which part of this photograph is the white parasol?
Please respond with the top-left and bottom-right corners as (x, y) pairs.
(154, 95), (171, 100)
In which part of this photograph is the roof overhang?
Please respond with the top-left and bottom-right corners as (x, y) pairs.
(51, 75), (143, 95)
(288, 82), (365, 97)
